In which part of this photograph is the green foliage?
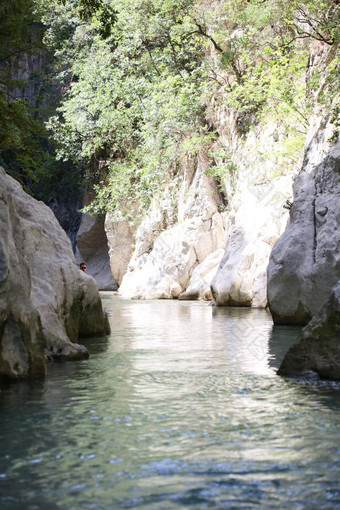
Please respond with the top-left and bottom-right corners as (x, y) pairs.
(329, 104), (340, 143)
(205, 147), (238, 190)
(0, 0), (49, 179)
(76, 0), (118, 39)
(0, 0), (38, 64)
(30, 155), (83, 204)
(41, 0), (206, 217)
(213, 0), (339, 135)
(181, 131), (216, 156)
(40, 0), (339, 217)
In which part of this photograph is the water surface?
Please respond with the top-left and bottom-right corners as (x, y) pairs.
(1, 295), (340, 509)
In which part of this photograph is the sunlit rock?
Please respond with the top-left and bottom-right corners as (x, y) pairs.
(118, 224), (198, 299)
(267, 114), (340, 325)
(278, 280), (340, 380)
(208, 108), (295, 307)
(105, 212), (138, 287)
(105, 44), (336, 308)
(118, 155), (226, 299)
(179, 249), (224, 301)
(211, 187), (290, 307)
(0, 168), (110, 380)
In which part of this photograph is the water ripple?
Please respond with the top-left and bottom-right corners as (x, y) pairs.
(1, 296), (340, 509)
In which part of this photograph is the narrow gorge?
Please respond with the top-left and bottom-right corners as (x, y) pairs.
(0, 1), (339, 377)
(1, 2), (340, 508)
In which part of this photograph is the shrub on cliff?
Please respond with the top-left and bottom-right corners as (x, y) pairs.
(38, 0), (339, 217)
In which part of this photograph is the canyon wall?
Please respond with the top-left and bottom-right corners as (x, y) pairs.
(277, 278), (340, 380)
(267, 114), (340, 324)
(116, 154), (227, 300)
(0, 168), (110, 380)
(105, 112), (298, 304)
(267, 39), (340, 325)
(208, 109), (296, 308)
(101, 41), (338, 315)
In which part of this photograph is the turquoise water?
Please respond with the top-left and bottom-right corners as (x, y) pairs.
(1, 295), (340, 509)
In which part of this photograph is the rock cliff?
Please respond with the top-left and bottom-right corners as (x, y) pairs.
(76, 214), (117, 291)
(100, 41), (335, 311)
(267, 114), (340, 325)
(0, 168), (110, 380)
(266, 38), (340, 324)
(209, 110), (296, 307)
(117, 154), (227, 299)
(111, 111), (298, 304)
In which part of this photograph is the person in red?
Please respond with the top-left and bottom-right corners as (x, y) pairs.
(79, 262), (87, 272)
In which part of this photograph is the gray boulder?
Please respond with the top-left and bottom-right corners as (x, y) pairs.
(267, 116), (340, 325)
(0, 168), (110, 381)
(76, 214), (117, 291)
(277, 280), (340, 380)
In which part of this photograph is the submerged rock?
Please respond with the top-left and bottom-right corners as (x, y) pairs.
(277, 280), (340, 380)
(0, 168), (110, 381)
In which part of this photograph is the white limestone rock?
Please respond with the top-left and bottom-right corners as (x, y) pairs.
(211, 182), (290, 307)
(0, 168), (110, 380)
(118, 155), (227, 299)
(208, 105), (296, 308)
(201, 68), (310, 307)
(179, 249), (224, 301)
(118, 223), (198, 299)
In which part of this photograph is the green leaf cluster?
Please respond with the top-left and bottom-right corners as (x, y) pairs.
(40, 0), (207, 216)
(0, 0), (50, 180)
(40, 0), (339, 216)
(215, 0), (339, 133)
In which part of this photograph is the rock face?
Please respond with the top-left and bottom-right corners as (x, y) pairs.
(105, 212), (138, 287)
(179, 249), (224, 301)
(277, 280), (340, 380)
(210, 186), (290, 307)
(48, 193), (82, 253)
(117, 154), (227, 299)
(106, 112), (298, 303)
(76, 214), (117, 291)
(209, 109), (296, 307)
(0, 168), (110, 380)
(103, 44), (335, 308)
(267, 115), (340, 325)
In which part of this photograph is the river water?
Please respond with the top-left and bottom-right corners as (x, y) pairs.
(1, 295), (340, 509)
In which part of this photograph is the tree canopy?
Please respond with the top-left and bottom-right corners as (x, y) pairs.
(1, 0), (339, 208)
(0, 0), (47, 179)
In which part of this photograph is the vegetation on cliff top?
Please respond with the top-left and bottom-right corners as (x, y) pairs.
(0, 0), (47, 179)
(1, 0), (339, 213)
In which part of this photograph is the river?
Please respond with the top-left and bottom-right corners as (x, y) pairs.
(1, 294), (340, 509)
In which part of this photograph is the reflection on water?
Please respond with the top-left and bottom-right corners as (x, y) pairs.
(1, 295), (340, 509)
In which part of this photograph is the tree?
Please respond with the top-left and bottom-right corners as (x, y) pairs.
(0, 0), (48, 179)
(41, 0), (206, 216)
(40, 0), (339, 217)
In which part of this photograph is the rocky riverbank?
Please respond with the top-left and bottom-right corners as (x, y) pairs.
(277, 280), (340, 380)
(0, 168), (110, 380)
